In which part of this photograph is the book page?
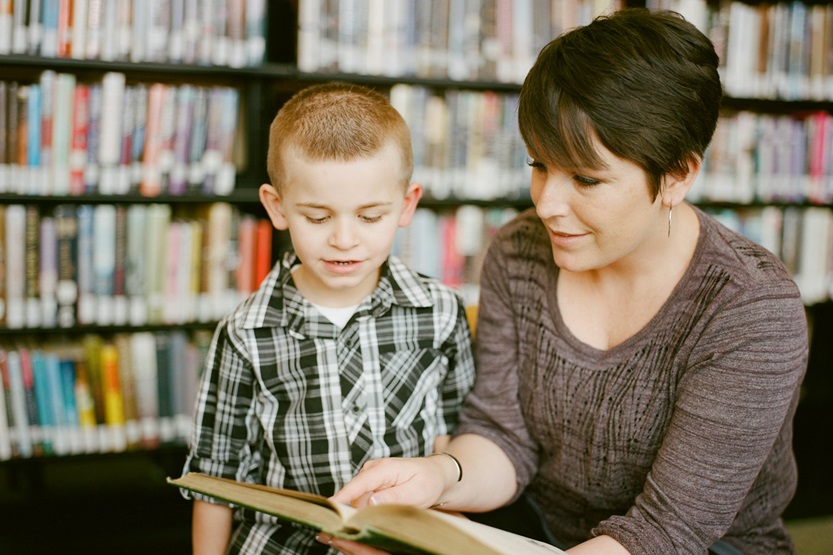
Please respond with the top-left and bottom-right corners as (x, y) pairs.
(169, 473), (346, 532)
(347, 504), (566, 555)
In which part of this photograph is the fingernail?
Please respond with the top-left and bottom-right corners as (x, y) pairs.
(369, 495), (378, 506)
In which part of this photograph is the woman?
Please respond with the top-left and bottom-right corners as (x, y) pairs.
(323, 8), (808, 555)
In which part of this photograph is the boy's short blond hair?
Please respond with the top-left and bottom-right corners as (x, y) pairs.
(266, 82), (414, 192)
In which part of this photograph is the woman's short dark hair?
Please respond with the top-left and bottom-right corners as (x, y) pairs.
(518, 8), (722, 199)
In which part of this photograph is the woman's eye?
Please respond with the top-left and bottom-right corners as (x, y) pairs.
(525, 156), (546, 171)
(573, 174), (600, 187)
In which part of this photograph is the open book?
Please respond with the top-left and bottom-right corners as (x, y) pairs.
(169, 473), (566, 555)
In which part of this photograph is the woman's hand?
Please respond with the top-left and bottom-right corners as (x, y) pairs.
(331, 456), (454, 509)
(316, 534), (391, 555)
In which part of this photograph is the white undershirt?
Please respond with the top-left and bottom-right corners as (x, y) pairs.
(310, 302), (360, 328)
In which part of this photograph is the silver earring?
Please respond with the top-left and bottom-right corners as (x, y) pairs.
(667, 205), (673, 238)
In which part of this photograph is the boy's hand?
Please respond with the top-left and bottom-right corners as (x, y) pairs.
(331, 456), (451, 509)
(316, 534), (391, 555)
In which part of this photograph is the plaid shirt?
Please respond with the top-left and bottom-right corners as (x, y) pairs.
(183, 253), (476, 555)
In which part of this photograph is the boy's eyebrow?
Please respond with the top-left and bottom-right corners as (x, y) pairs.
(296, 201), (394, 210)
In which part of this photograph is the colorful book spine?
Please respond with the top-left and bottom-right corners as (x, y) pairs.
(100, 343), (126, 452)
(25, 83), (41, 196)
(69, 83), (90, 195)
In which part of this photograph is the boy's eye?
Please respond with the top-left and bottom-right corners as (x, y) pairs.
(305, 215), (329, 224)
(359, 214), (384, 223)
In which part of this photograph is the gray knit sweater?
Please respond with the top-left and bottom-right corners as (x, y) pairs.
(457, 206), (808, 554)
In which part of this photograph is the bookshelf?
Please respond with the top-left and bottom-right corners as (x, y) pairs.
(1, 0), (832, 551)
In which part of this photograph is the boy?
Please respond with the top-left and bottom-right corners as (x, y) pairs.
(181, 82), (476, 555)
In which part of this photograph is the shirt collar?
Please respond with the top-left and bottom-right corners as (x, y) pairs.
(240, 251), (435, 336)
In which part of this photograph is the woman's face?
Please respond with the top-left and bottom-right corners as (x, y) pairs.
(528, 140), (667, 274)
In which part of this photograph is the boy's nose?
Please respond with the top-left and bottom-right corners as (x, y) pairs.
(329, 220), (359, 249)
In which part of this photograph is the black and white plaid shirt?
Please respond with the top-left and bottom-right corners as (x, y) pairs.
(183, 252), (476, 554)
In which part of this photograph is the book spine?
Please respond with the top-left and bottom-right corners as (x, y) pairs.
(81, 334), (107, 450)
(51, 72), (75, 195)
(0, 350), (10, 460)
(22, 84), (39, 196)
(58, 358), (84, 454)
(39, 70), (55, 194)
(145, 203), (171, 324)
(6, 350), (34, 458)
(113, 205), (128, 324)
(27, 0), (42, 55)
(92, 204), (115, 325)
(140, 83), (165, 197)
(130, 331), (159, 448)
(70, 0), (88, 59)
(75, 204), (96, 325)
(170, 84), (195, 196)
(0, 205), (5, 326)
(5, 204), (26, 329)
(100, 343), (126, 452)
(246, 0), (266, 65)
(69, 83), (90, 195)
(6, 81), (18, 194)
(39, 215), (58, 327)
(15, 84), (30, 195)
(55, 0), (70, 57)
(85, 0), (102, 59)
(0, 81), (7, 194)
(84, 83), (102, 193)
(98, 72), (125, 195)
(30, 350), (55, 456)
(254, 218), (273, 289)
(125, 204), (147, 325)
(11, 0), (26, 54)
(73, 357), (98, 452)
(154, 332), (175, 443)
(23, 205), (40, 328)
(17, 348), (43, 457)
(40, 0), (58, 57)
(54, 204), (78, 327)
(114, 333), (140, 448)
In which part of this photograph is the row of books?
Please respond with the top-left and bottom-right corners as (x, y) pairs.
(0, 0), (266, 67)
(692, 110), (833, 205)
(0, 330), (211, 460)
(0, 73), (241, 197)
(296, 0), (622, 84)
(649, 0), (833, 101)
(0, 202), (274, 330)
(393, 204), (833, 306)
(708, 206), (833, 305)
(393, 205), (520, 307)
(390, 84), (531, 201)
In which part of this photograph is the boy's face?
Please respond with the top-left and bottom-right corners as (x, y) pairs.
(260, 142), (422, 307)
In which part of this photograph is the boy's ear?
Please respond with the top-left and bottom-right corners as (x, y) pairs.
(259, 184), (289, 230)
(398, 182), (423, 227)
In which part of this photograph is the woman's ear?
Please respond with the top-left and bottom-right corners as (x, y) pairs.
(397, 182), (424, 227)
(663, 157), (701, 207)
(259, 184), (289, 230)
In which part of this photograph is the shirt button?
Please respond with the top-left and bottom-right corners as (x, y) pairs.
(351, 405), (361, 414)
